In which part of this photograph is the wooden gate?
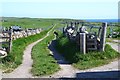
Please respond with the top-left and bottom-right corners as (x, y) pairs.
(86, 32), (97, 51)
(0, 27), (12, 53)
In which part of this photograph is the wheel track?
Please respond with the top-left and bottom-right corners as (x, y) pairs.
(2, 25), (55, 78)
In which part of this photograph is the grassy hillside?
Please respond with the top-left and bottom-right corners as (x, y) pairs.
(1, 17), (63, 30)
(1, 17), (79, 30)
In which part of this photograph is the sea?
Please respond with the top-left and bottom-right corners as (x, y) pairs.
(83, 19), (118, 23)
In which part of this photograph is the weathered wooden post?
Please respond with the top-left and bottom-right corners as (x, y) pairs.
(80, 33), (86, 54)
(26, 28), (29, 36)
(100, 22), (107, 51)
(8, 26), (13, 53)
(98, 27), (102, 38)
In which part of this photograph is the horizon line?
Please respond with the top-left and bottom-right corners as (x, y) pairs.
(0, 16), (118, 20)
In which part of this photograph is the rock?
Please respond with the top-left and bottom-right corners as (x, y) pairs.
(0, 50), (7, 58)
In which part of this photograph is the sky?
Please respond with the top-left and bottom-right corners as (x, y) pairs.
(0, 0), (119, 19)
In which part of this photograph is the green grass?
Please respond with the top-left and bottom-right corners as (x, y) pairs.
(55, 33), (120, 70)
(1, 29), (50, 73)
(1, 17), (65, 30)
(0, 17), (64, 73)
(31, 29), (60, 76)
(73, 44), (119, 69)
(1, 17), (119, 72)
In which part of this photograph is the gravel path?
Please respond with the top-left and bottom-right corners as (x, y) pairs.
(112, 40), (120, 43)
(2, 26), (54, 78)
(107, 42), (120, 52)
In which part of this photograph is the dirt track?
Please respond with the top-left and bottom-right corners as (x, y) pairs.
(1, 33), (120, 78)
(2, 26), (54, 78)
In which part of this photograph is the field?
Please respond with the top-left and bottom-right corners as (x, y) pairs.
(0, 17), (119, 75)
(0, 17), (61, 72)
(0, 17), (65, 73)
(1, 17), (63, 30)
(1, 17), (119, 35)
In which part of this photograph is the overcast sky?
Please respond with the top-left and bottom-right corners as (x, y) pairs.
(0, 0), (119, 19)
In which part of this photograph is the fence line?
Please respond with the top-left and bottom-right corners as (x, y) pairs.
(0, 27), (42, 53)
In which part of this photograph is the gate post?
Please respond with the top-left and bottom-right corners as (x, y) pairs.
(100, 22), (107, 51)
(80, 33), (86, 54)
(8, 26), (13, 53)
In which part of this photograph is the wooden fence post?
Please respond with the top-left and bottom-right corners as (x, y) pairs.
(8, 26), (12, 53)
(80, 33), (86, 54)
(100, 22), (107, 51)
(98, 27), (102, 38)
